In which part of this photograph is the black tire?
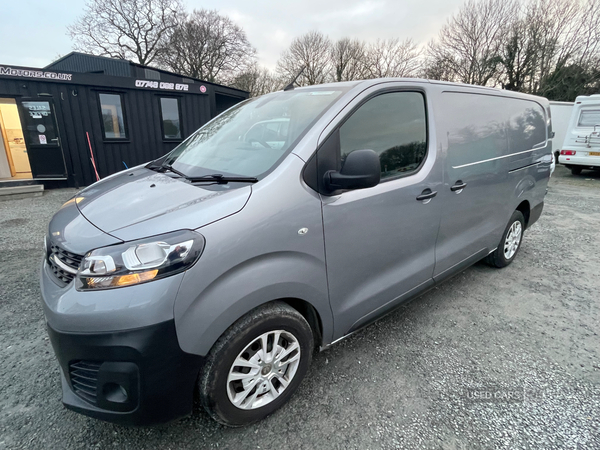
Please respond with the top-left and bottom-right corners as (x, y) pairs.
(571, 166), (583, 175)
(485, 210), (525, 268)
(554, 151), (560, 164)
(199, 302), (313, 427)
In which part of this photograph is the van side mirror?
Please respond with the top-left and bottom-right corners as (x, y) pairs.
(324, 149), (381, 192)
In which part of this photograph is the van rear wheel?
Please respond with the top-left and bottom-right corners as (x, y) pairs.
(485, 210), (525, 268)
(571, 166), (583, 175)
(198, 302), (313, 427)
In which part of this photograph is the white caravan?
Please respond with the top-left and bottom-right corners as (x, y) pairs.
(558, 95), (600, 175)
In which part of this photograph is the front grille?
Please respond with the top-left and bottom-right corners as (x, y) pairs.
(69, 361), (101, 405)
(47, 244), (83, 286)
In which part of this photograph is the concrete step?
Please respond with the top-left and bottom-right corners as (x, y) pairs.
(0, 184), (44, 201)
(0, 178), (40, 189)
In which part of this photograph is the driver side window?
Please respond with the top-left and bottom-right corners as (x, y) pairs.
(339, 91), (427, 179)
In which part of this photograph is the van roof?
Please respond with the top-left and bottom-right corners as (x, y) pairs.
(294, 78), (546, 101)
(293, 78), (498, 90)
(550, 101), (575, 106)
(575, 94), (600, 103)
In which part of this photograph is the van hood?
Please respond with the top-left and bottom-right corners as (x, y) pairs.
(75, 167), (251, 241)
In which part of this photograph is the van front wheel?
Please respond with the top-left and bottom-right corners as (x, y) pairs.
(485, 210), (525, 268)
(198, 302), (313, 427)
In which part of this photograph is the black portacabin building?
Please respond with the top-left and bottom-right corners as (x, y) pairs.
(0, 52), (248, 188)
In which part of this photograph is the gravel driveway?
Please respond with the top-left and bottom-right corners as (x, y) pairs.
(1, 164), (599, 450)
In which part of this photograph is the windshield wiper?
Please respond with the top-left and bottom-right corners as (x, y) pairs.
(188, 174), (258, 184)
(148, 163), (257, 184)
(147, 162), (191, 178)
(161, 164), (189, 179)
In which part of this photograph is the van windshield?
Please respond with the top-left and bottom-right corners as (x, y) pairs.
(162, 88), (348, 179)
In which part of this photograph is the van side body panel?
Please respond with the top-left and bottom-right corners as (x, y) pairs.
(431, 86), (550, 279)
(174, 155), (334, 356)
(432, 90), (510, 277)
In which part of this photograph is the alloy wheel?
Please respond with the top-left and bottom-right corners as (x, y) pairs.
(227, 330), (301, 410)
(504, 221), (522, 260)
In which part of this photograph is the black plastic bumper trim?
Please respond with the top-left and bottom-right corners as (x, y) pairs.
(528, 201), (544, 229)
(47, 320), (204, 426)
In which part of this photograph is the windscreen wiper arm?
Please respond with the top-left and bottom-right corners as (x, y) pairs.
(161, 164), (189, 179)
(147, 162), (191, 179)
(188, 174), (258, 184)
(148, 163), (257, 184)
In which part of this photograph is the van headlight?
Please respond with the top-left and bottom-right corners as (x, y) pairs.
(76, 230), (205, 291)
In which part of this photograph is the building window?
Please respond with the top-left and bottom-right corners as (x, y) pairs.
(160, 97), (182, 140)
(99, 93), (127, 140)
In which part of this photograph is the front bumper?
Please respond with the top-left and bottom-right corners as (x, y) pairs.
(40, 258), (185, 333)
(47, 320), (203, 426)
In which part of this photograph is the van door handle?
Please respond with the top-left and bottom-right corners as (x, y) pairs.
(451, 181), (467, 192)
(416, 188), (437, 203)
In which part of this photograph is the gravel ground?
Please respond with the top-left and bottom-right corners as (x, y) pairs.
(0, 164), (599, 450)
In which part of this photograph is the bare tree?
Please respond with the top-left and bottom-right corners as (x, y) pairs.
(425, 0), (600, 99)
(497, 18), (538, 91)
(491, 0), (600, 98)
(278, 33), (423, 85)
(159, 9), (256, 83)
(331, 38), (369, 81)
(68, 0), (182, 65)
(528, 0), (600, 96)
(526, 0), (579, 92)
(573, 0), (600, 68)
(365, 38), (422, 78)
(230, 64), (283, 97)
(425, 0), (516, 86)
(421, 56), (455, 81)
(277, 31), (332, 86)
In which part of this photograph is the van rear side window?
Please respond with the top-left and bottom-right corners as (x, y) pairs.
(440, 93), (508, 168)
(506, 99), (546, 153)
(440, 93), (546, 168)
(578, 110), (600, 127)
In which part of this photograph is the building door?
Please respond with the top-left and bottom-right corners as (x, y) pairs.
(19, 98), (67, 179)
(0, 98), (31, 178)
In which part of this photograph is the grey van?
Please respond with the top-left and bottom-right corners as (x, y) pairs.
(40, 79), (551, 427)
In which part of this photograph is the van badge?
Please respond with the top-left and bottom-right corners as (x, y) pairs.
(298, 228), (308, 235)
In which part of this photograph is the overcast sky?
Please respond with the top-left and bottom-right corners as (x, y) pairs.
(0, 0), (464, 70)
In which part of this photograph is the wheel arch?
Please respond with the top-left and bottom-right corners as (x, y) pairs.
(175, 274), (333, 357)
(516, 200), (531, 228)
(280, 298), (324, 350)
